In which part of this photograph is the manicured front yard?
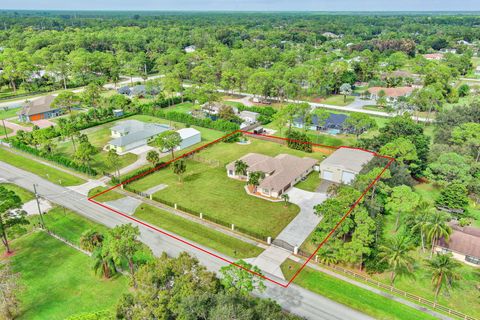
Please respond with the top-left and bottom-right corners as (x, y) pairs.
(127, 139), (330, 238)
(321, 95), (355, 106)
(134, 204), (263, 258)
(6, 232), (128, 320)
(0, 147), (85, 186)
(0, 106), (21, 120)
(281, 259), (438, 320)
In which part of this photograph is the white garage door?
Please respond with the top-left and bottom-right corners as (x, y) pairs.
(341, 171), (356, 184)
(322, 170), (334, 181)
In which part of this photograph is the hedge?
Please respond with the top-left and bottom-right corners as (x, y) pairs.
(10, 140), (98, 176)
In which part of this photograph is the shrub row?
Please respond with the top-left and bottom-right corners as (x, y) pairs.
(286, 130), (313, 153)
(10, 140), (98, 176)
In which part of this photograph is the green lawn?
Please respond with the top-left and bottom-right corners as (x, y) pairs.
(0, 148), (85, 186)
(0, 183), (35, 202)
(134, 204), (263, 259)
(162, 102), (197, 113)
(7, 232), (128, 320)
(0, 107), (21, 120)
(295, 171), (322, 192)
(0, 126), (13, 136)
(41, 206), (110, 245)
(127, 139), (330, 238)
(281, 259), (438, 320)
(321, 95), (355, 106)
(88, 186), (125, 203)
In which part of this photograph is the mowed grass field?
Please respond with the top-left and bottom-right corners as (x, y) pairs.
(0, 148), (85, 186)
(134, 204), (263, 258)
(129, 138), (328, 238)
(6, 232), (128, 320)
(281, 260), (438, 320)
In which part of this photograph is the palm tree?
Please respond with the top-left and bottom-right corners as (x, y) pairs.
(425, 211), (452, 258)
(426, 253), (461, 303)
(281, 194), (290, 207)
(411, 201), (434, 253)
(248, 171), (265, 193)
(92, 246), (116, 279)
(80, 230), (104, 252)
(378, 236), (415, 285)
(173, 159), (187, 183)
(234, 160), (248, 177)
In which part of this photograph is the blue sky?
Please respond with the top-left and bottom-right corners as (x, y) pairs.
(1, 0), (480, 11)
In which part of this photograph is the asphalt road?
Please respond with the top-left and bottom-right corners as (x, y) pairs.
(0, 160), (372, 320)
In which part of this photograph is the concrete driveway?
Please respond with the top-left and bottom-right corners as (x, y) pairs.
(275, 188), (327, 248)
(104, 196), (143, 215)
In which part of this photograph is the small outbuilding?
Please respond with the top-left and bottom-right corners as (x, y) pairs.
(319, 148), (374, 184)
(177, 128), (201, 150)
(239, 110), (260, 124)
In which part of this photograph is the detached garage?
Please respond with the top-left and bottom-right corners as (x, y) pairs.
(319, 148), (374, 184)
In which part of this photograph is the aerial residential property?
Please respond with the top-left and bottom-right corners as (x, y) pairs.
(1, 2), (479, 320)
(17, 95), (62, 122)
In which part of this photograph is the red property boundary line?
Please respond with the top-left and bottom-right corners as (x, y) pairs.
(88, 129), (394, 288)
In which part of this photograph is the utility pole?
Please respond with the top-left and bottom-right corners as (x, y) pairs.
(1, 119), (9, 140)
(33, 184), (45, 228)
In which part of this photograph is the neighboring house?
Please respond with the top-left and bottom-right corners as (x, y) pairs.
(107, 120), (171, 153)
(184, 45), (196, 53)
(319, 148), (374, 184)
(440, 48), (457, 54)
(239, 110), (260, 124)
(113, 109), (124, 117)
(457, 40), (472, 46)
(201, 102), (238, 116)
(130, 85), (147, 97)
(226, 153), (317, 199)
(322, 32), (342, 39)
(436, 221), (480, 267)
(117, 86), (131, 95)
(177, 128), (201, 150)
(293, 113), (348, 132)
(423, 53), (445, 61)
(17, 95), (62, 122)
(367, 86), (414, 102)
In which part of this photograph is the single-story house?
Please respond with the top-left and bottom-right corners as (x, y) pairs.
(107, 120), (171, 153)
(436, 221), (480, 267)
(319, 148), (374, 184)
(423, 53), (444, 61)
(177, 128), (201, 150)
(239, 110), (260, 124)
(201, 102), (238, 116)
(293, 113), (348, 132)
(17, 95), (62, 122)
(226, 153), (317, 199)
(130, 85), (147, 97)
(117, 86), (131, 95)
(367, 86), (414, 102)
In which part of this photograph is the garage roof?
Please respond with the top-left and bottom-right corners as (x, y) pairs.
(321, 148), (374, 173)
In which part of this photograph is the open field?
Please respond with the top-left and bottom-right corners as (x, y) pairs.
(134, 204), (264, 258)
(281, 259), (438, 320)
(0, 148), (85, 186)
(5, 232), (127, 320)
(128, 138), (329, 238)
(88, 186), (125, 202)
(0, 126), (13, 135)
(320, 95), (355, 106)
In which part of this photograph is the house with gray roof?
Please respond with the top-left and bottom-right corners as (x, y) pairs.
(226, 153), (317, 199)
(17, 95), (62, 122)
(107, 120), (171, 153)
(319, 148), (374, 184)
